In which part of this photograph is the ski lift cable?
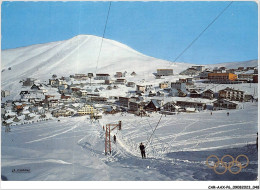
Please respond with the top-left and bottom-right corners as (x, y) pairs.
(95, 1), (112, 74)
(170, 1), (233, 64)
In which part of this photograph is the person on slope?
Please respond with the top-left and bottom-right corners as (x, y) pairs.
(139, 142), (146, 159)
(113, 135), (116, 143)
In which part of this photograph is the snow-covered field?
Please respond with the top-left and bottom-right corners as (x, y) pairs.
(1, 101), (258, 181)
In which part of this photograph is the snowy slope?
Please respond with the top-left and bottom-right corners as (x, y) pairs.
(209, 60), (258, 69)
(1, 35), (192, 88)
(1, 102), (258, 181)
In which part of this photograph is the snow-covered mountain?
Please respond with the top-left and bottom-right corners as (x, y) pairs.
(1, 35), (190, 85)
(1, 34), (258, 90)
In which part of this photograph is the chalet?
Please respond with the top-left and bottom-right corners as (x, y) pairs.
(131, 71), (137, 76)
(127, 82), (135, 87)
(238, 67), (244, 71)
(218, 87), (244, 102)
(104, 106), (117, 114)
(119, 97), (130, 108)
(129, 101), (144, 112)
(88, 96), (107, 102)
(95, 74), (110, 80)
(25, 113), (36, 120)
(13, 116), (23, 122)
(115, 72), (123, 78)
(30, 84), (41, 91)
(1, 90), (10, 98)
(208, 73), (237, 83)
(162, 102), (180, 112)
(144, 99), (162, 112)
(105, 80), (112, 85)
(61, 94), (71, 100)
(23, 78), (35, 86)
(74, 74), (88, 80)
(52, 109), (74, 117)
(148, 90), (156, 97)
(157, 91), (165, 97)
(191, 65), (205, 72)
(107, 86), (112, 90)
(244, 94), (253, 102)
(176, 101), (206, 111)
(20, 91), (30, 99)
(246, 66), (256, 70)
(94, 88), (100, 92)
(157, 69), (173, 76)
(202, 89), (214, 99)
(171, 82), (186, 91)
(213, 99), (238, 110)
(136, 85), (145, 93)
(77, 105), (97, 115)
(238, 73), (254, 80)
(189, 90), (201, 98)
(48, 99), (59, 108)
(199, 70), (212, 79)
(58, 84), (68, 91)
(159, 82), (168, 89)
(115, 78), (127, 84)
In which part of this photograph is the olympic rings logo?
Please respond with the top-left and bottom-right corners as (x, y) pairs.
(206, 155), (249, 175)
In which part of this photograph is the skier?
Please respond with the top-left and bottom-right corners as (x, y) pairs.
(113, 135), (116, 143)
(227, 112), (229, 116)
(139, 142), (146, 159)
(210, 112), (212, 115)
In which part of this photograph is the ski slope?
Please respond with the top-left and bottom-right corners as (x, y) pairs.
(1, 102), (258, 181)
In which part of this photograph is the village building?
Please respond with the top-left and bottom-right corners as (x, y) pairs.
(115, 78), (127, 84)
(199, 70), (212, 79)
(218, 87), (245, 102)
(74, 74), (88, 80)
(213, 99), (238, 110)
(52, 109), (74, 117)
(48, 99), (59, 108)
(1, 90), (10, 98)
(148, 90), (156, 97)
(162, 102), (180, 113)
(171, 82), (186, 91)
(20, 91), (30, 99)
(115, 72), (123, 78)
(119, 97), (131, 108)
(191, 65), (205, 72)
(208, 73), (237, 83)
(126, 82), (135, 87)
(136, 85), (146, 93)
(22, 78), (36, 86)
(144, 99), (163, 112)
(159, 82), (168, 89)
(88, 96), (107, 103)
(130, 71), (137, 76)
(189, 90), (201, 98)
(95, 74), (110, 80)
(105, 80), (113, 85)
(176, 101), (206, 111)
(106, 86), (112, 90)
(238, 73), (254, 80)
(202, 89), (215, 99)
(157, 69), (173, 76)
(77, 105), (97, 115)
(25, 113), (36, 120)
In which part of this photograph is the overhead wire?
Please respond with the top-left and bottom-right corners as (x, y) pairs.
(95, 1), (112, 74)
